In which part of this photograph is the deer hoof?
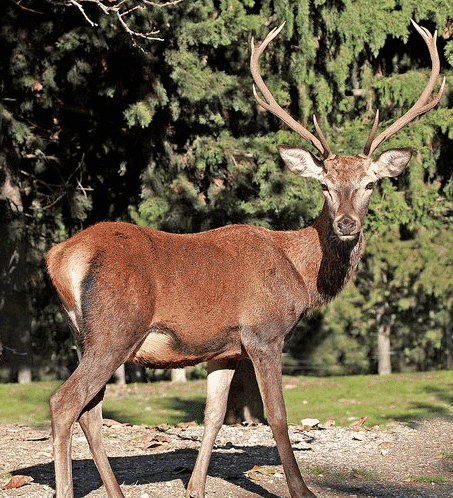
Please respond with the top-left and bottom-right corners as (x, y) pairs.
(186, 486), (204, 498)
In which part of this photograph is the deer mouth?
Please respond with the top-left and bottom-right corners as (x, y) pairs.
(337, 232), (360, 242)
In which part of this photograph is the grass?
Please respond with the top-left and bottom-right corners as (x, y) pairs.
(304, 466), (378, 480)
(282, 370), (453, 427)
(0, 381), (58, 427)
(406, 475), (448, 484)
(0, 370), (452, 428)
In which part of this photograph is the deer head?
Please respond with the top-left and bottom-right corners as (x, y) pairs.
(251, 21), (445, 241)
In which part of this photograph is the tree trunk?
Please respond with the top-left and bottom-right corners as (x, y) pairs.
(112, 364), (126, 385)
(224, 359), (265, 425)
(377, 322), (391, 375)
(0, 149), (33, 383)
(171, 368), (187, 382)
(377, 301), (392, 375)
(443, 311), (453, 369)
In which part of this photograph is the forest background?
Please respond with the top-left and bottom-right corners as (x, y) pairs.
(0, 0), (452, 384)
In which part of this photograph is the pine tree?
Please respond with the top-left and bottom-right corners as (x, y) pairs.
(0, 0), (451, 382)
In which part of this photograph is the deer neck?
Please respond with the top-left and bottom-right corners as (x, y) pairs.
(313, 203), (364, 302)
(279, 202), (365, 311)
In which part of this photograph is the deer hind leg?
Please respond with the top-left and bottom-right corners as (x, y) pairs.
(247, 342), (317, 498)
(186, 359), (237, 498)
(78, 387), (124, 498)
(50, 350), (133, 498)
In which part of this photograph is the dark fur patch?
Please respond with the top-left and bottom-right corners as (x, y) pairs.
(80, 252), (105, 338)
(80, 273), (96, 338)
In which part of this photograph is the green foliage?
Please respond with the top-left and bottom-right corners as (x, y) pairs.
(0, 0), (452, 379)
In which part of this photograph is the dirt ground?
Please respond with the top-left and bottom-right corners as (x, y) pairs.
(1, 415), (453, 498)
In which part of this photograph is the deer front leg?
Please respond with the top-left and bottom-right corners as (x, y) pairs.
(249, 345), (317, 498)
(186, 359), (237, 498)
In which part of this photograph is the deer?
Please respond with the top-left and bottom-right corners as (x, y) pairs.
(46, 20), (444, 498)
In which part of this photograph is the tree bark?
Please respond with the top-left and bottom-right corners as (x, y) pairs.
(443, 312), (453, 369)
(112, 364), (126, 385)
(0, 149), (33, 383)
(171, 368), (187, 382)
(377, 301), (392, 375)
(224, 359), (265, 425)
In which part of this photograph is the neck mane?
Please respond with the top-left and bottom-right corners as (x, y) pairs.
(312, 206), (364, 305)
(277, 203), (365, 312)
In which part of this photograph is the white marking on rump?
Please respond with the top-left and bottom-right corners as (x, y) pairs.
(66, 247), (92, 315)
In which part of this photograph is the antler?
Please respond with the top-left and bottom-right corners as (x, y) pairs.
(363, 19), (446, 156)
(250, 23), (334, 160)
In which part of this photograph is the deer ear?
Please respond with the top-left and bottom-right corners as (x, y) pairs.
(278, 146), (324, 180)
(372, 148), (412, 178)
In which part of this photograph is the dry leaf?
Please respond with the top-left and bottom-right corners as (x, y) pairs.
(247, 465), (279, 476)
(320, 419), (336, 429)
(349, 416), (368, 429)
(3, 475), (33, 489)
(175, 421), (196, 429)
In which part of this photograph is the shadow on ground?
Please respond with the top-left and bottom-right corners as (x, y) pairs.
(383, 383), (453, 425)
(13, 444), (283, 498)
(13, 443), (453, 498)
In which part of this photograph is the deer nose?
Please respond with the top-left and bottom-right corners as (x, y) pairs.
(336, 216), (357, 236)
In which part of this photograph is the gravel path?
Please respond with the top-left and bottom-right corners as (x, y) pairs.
(1, 417), (452, 498)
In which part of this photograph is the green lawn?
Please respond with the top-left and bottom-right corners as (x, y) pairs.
(282, 370), (453, 426)
(0, 370), (452, 428)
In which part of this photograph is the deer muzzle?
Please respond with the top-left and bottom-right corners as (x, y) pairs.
(335, 215), (359, 238)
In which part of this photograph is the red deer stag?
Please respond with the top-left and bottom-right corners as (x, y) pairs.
(46, 20), (444, 498)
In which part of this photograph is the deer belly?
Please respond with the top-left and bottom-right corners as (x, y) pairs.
(129, 324), (243, 368)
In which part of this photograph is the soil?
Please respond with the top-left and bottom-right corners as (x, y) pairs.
(1, 415), (453, 498)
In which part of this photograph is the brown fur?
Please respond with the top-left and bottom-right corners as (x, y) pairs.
(46, 192), (366, 498)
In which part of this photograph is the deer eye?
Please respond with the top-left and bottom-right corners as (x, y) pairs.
(321, 184), (329, 191)
(365, 182), (375, 190)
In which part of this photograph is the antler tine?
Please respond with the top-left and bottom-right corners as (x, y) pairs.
(364, 19), (445, 156)
(362, 109), (380, 156)
(251, 23), (331, 159)
(313, 114), (334, 159)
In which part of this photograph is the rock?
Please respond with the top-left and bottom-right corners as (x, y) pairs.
(300, 418), (320, 428)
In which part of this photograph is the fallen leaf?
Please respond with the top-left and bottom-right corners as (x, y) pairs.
(246, 465), (280, 476)
(319, 419), (336, 429)
(175, 421), (196, 429)
(3, 475), (33, 489)
(151, 423), (171, 432)
(349, 416), (368, 430)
